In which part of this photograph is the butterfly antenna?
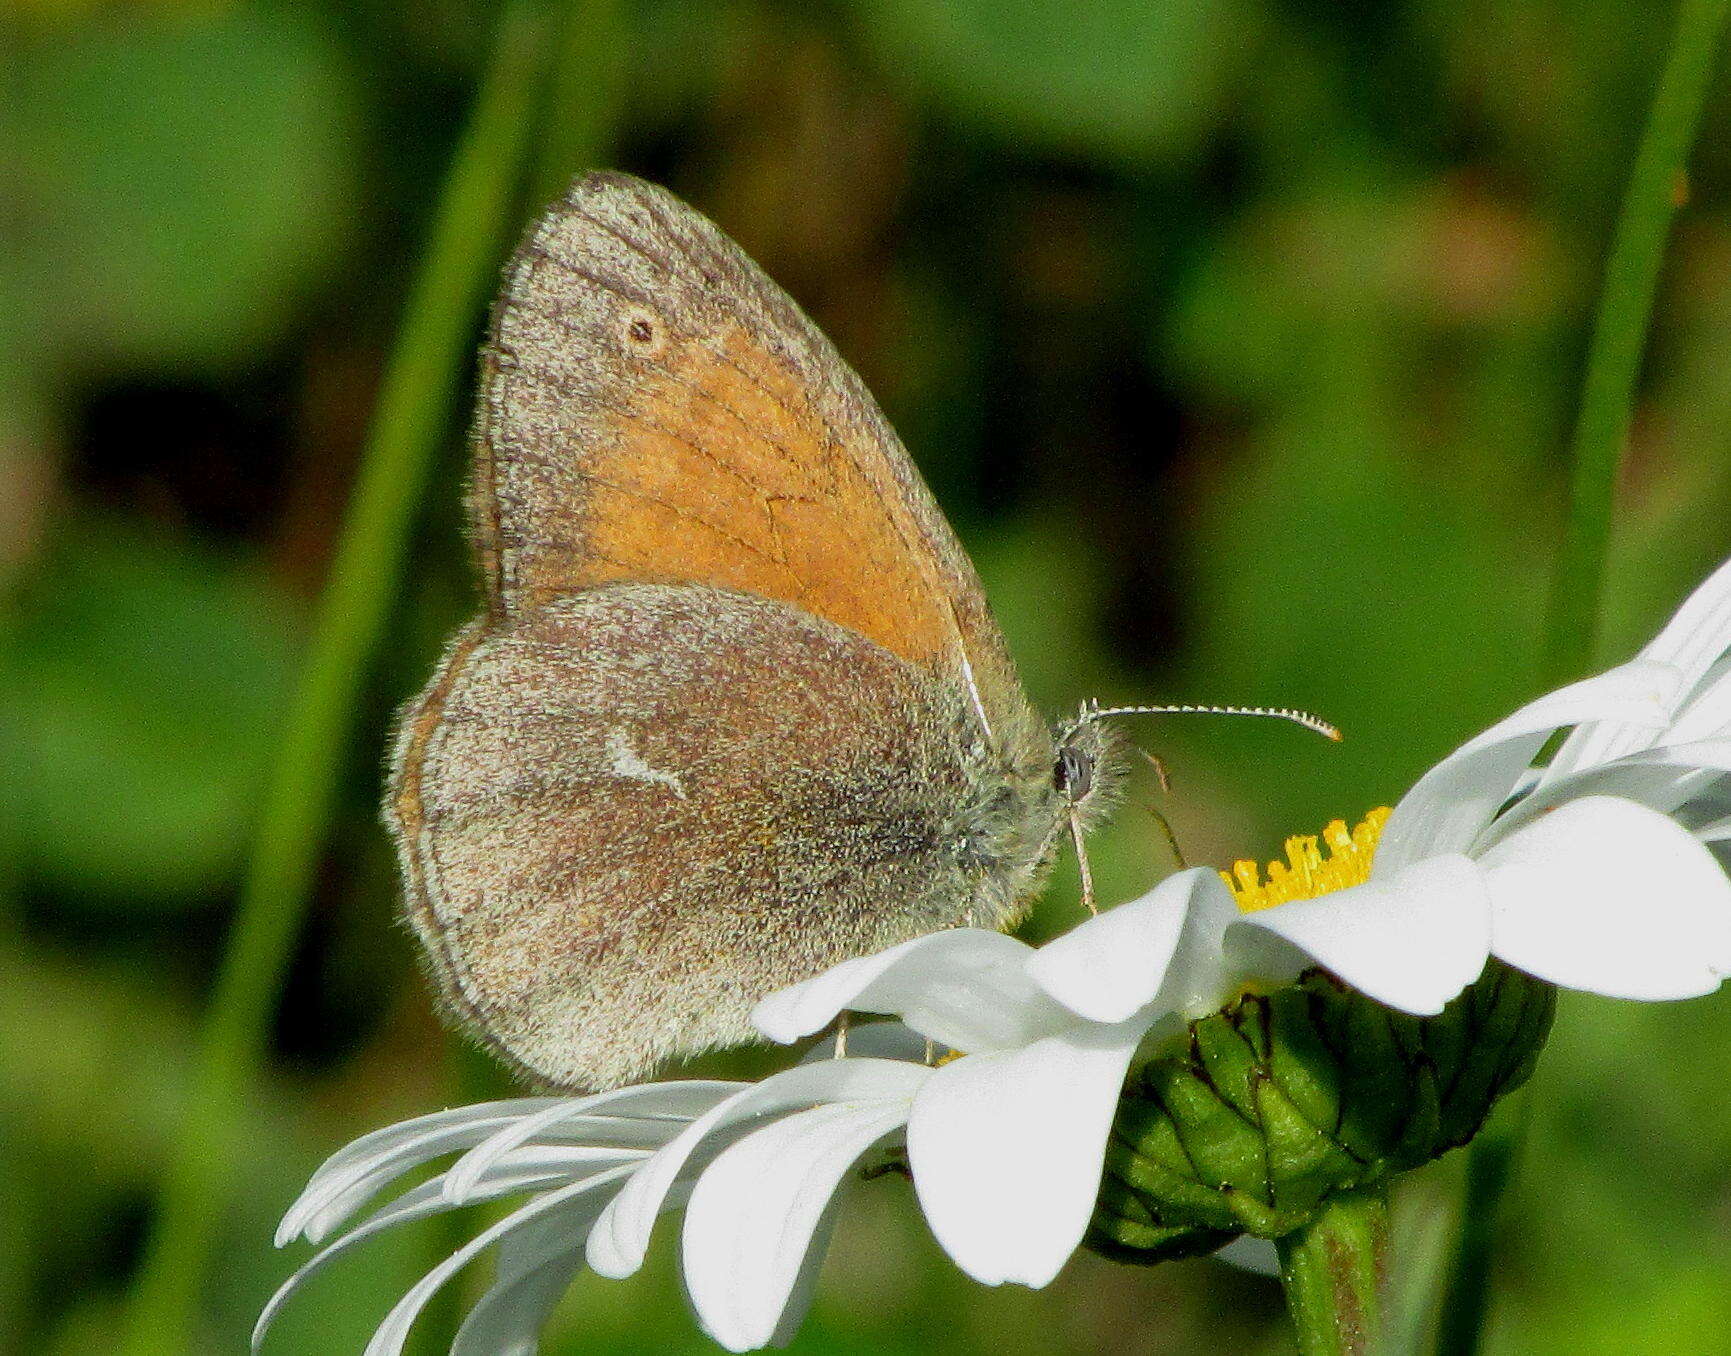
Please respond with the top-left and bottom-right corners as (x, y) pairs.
(1086, 702), (1342, 743)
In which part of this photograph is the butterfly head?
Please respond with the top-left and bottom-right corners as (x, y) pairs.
(1050, 707), (1127, 836)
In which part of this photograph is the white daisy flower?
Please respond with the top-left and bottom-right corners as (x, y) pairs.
(264, 557), (1731, 1354)
(759, 551), (1731, 1291)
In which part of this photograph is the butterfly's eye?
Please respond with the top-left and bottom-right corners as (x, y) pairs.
(1054, 744), (1093, 801)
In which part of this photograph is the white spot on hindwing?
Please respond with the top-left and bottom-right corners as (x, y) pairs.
(605, 727), (687, 799)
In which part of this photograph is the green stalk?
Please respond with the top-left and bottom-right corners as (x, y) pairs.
(532, 0), (630, 206)
(1276, 1187), (1392, 1356)
(417, 6), (631, 1350)
(118, 6), (553, 1351)
(1439, 3), (1730, 1353)
(0, 638), (28, 1356)
(1543, 0), (1731, 686)
(1433, 1112), (1524, 1356)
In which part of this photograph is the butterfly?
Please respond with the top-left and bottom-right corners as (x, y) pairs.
(386, 171), (1131, 1091)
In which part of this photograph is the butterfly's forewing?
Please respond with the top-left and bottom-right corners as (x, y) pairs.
(469, 172), (1024, 729)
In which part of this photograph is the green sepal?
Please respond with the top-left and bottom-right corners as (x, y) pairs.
(1111, 1092), (1193, 1174)
(1193, 1011), (1264, 1121)
(1084, 1214), (1237, 1266)
(1221, 1185), (1287, 1235)
(1329, 987), (1408, 1160)
(1255, 1074), (1363, 1221)
(1501, 976), (1556, 1090)
(1264, 989), (1341, 1132)
(1150, 1058), (1270, 1200)
(1086, 960), (1554, 1262)
(1101, 1134), (1242, 1231)
(1393, 1054), (1443, 1162)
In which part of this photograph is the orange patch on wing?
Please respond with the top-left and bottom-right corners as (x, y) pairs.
(531, 320), (959, 670)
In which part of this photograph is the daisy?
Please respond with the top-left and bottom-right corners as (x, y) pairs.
(263, 555), (1731, 1354)
(757, 551), (1731, 1287)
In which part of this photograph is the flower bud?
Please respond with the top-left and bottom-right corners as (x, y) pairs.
(1087, 961), (1554, 1263)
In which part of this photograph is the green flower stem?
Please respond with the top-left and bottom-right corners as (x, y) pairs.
(0, 418), (23, 1349)
(532, 0), (630, 206)
(1276, 1185), (1391, 1356)
(420, 18), (632, 1353)
(1434, 1108), (1526, 1356)
(117, 6), (553, 1352)
(1441, 3), (1730, 1353)
(1543, 0), (1731, 687)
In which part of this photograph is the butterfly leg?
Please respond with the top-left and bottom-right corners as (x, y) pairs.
(1131, 744), (1186, 867)
(1068, 810), (1097, 916)
(1147, 801), (1188, 869)
(1135, 744), (1172, 794)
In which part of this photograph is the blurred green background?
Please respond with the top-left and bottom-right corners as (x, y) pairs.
(4, 0), (1731, 1352)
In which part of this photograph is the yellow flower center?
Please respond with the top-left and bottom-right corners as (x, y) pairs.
(1222, 807), (1392, 914)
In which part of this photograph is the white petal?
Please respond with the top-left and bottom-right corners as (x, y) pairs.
(766, 1199), (841, 1349)
(361, 1167), (638, 1356)
(1377, 659), (1681, 874)
(1485, 739), (1731, 844)
(278, 1100), (564, 1245)
(450, 1212), (586, 1356)
(1541, 669), (1690, 786)
(587, 1059), (929, 1280)
(684, 1100), (910, 1351)
(256, 1159), (596, 1354)
(1027, 869), (1240, 1023)
(258, 1182), (459, 1351)
(443, 1145), (649, 1206)
(753, 929), (1070, 1053)
(450, 1255), (576, 1356)
(1543, 559), (1731, 782)
(1227, 854), (1492, 1015)
(442, 1081), (739, 1204)
(1668, 660), (1731, 743)
(1482, 795), (1731, 998)
(303, 1099), (562, 1181)
(1634, 556), (1731, 683)
(907, 1022), (1142, 1288)
(1698, 812), (1731, 842)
